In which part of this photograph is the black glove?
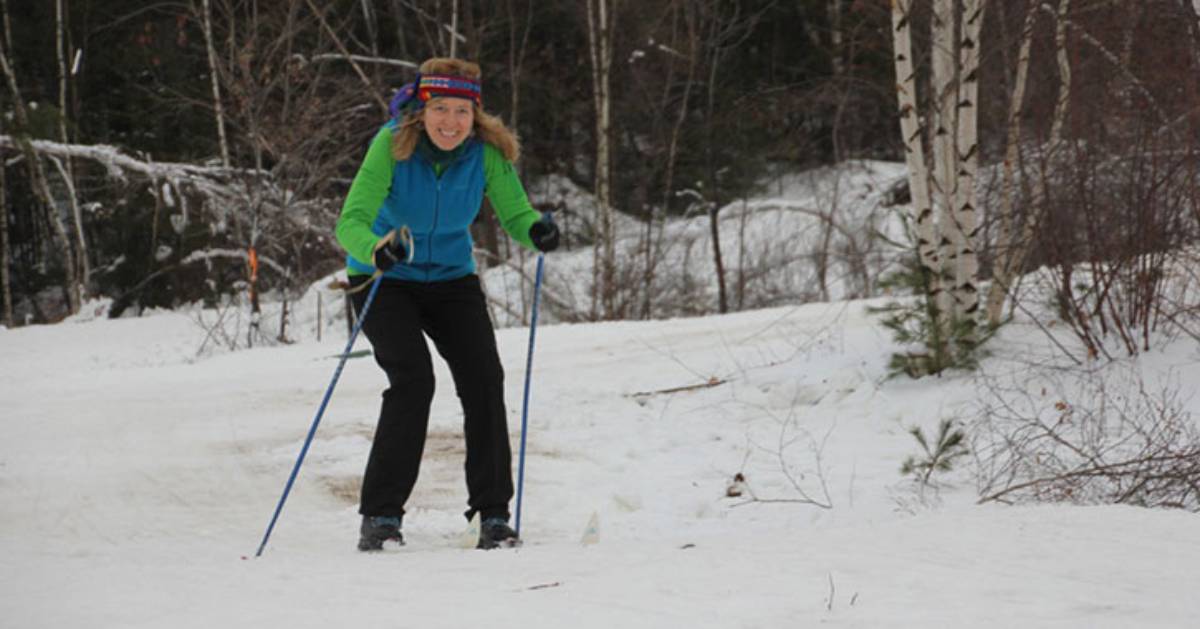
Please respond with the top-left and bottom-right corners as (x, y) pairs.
(529, 213), (560, 253)
(373, 236), (408, 271)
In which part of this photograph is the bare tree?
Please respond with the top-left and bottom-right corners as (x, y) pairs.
(303, 0), (389, 116)
(360, 0), (379, 56)
(585, 0), (617, 319)
(985, 2), (1038, 326)
(449, 0), (460, 58)
(828, 0), (845, 78)
(0, 124), (10, 327)
(56, 0), (89, 293)
(697, 0), (764, 315)
(200, 0), (232, 168)
(0, 0), (80, 315)
(702, 6), (728, 315)
(505, 0), (534, 127)
(1184, 0), (1200, 70)
(641, 2), (700, 319)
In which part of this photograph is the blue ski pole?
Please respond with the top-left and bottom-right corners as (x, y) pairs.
(514, 254), (545, 537)
(255, 273), (384, 557)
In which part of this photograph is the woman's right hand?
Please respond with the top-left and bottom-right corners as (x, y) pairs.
(372, 228), (413, 270)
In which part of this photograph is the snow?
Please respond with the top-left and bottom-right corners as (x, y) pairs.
(3, 162), (1200, 627)
(490, 160), (909, 325)
(3, 290), (1199, 627)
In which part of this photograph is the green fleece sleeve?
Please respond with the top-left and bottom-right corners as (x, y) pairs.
(335, 126), (395, 266)
(483, 144), (541, 250)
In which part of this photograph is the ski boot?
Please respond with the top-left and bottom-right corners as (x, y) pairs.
(357, 515), (404, 551)
(477, 517), (520, 549)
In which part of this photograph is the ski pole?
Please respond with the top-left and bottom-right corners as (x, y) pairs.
(514, 253), (545, 537)
(255, 273), (384, 557)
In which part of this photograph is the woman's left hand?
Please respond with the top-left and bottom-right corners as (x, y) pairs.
(529, 213), (560, 253)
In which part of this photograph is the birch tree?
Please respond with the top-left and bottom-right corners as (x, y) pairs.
(585, 0), (618, 319)
(890, 0), (940, 315)
(928, 0), (957, 331)
(950, 0), (986, 331)
(984, 2), (1038, 325)
(888, 0), (988, 372)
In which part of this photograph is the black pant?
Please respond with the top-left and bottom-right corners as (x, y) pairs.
(350, 274), (513, 522)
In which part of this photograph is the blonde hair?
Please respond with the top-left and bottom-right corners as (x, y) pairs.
(391, 58), (521, 163)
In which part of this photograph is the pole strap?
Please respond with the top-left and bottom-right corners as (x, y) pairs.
(343, 227), (414, 295)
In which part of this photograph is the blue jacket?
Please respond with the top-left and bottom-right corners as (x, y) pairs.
(337, 123), (540, 282)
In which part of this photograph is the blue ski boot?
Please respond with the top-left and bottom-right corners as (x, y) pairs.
(358, 515), (404, 551)
(477, 517), (520, 549)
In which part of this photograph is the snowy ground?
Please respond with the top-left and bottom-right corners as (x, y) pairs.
(3, 292), (1199, 628)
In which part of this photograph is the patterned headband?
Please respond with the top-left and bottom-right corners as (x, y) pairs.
(389, 73), (482, 118)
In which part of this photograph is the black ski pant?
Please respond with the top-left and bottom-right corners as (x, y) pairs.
(350, 274), (513, 523)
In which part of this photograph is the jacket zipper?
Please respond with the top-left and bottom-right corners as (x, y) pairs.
(422, 141), (474, 282)
(428, 175), (441, 282)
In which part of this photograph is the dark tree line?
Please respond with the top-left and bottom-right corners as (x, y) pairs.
(0, 0), (903, 324)
(1, 0), (1197, 330)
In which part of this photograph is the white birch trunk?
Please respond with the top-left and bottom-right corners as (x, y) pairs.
(890, 0), (941, 314)
(930, 0), (957, 325)
(984, 3), (1037, 325)
(201, 0), (231, 168)
(951, 0), (986, 325)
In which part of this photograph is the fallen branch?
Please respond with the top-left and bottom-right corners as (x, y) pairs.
(629, 376), (727, 398)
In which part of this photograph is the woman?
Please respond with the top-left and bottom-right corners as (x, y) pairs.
(335, 58), (559, 551)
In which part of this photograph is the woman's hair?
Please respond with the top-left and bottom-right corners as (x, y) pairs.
(391, 57), (521, 163)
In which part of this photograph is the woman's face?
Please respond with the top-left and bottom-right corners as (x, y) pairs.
(422, 96), (475, 151)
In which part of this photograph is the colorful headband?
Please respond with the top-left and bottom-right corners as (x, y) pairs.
(389, 73), (482, 118)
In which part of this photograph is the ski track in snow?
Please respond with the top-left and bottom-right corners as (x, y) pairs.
(2, 302), (1199, 628)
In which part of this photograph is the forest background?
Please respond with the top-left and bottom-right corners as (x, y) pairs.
(1, 0), (1198, 340)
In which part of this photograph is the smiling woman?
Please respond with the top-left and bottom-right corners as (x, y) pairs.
(387, 58), (520, 163)
(423, 98), (475, 151)
(332, 56), (560, 553)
